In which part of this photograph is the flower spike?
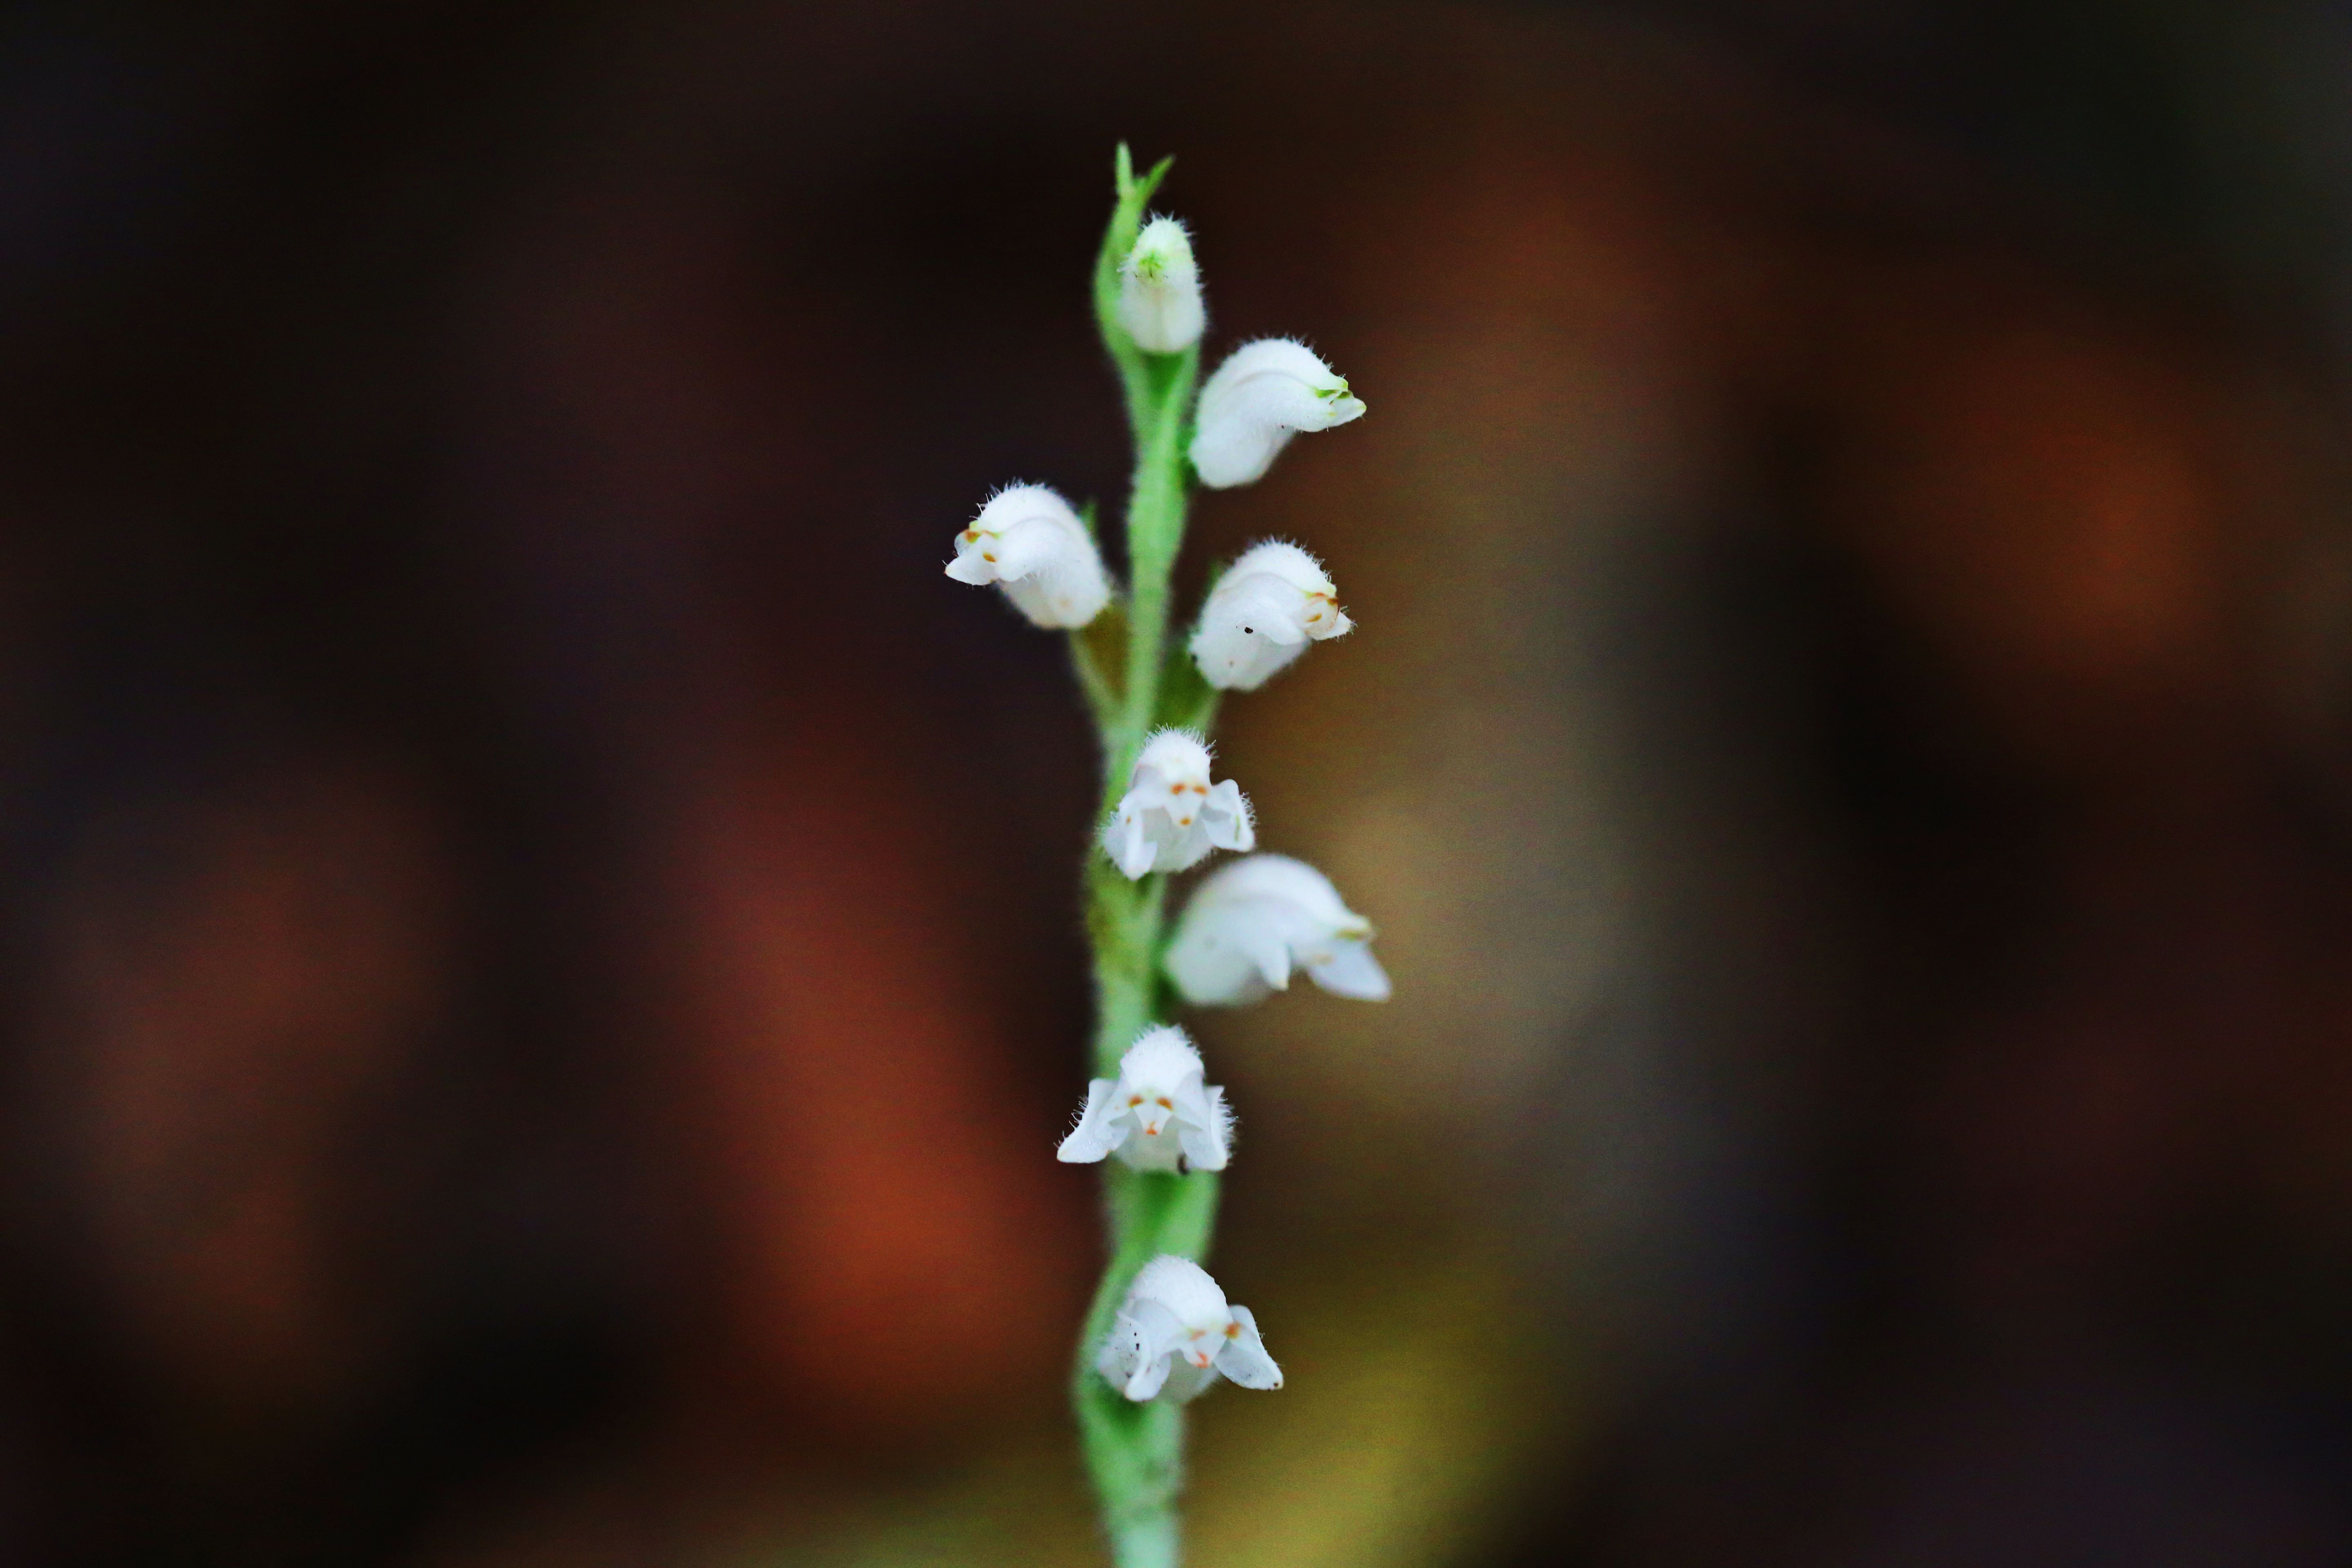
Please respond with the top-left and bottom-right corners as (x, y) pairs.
(1189, 337), (1365, 488)
(1057, 1025), (1232, 1174)
(1165, 853), (1390, 1006)
(944, 483), (1111, 628)
(1096, 1255), (1282, 1403)
(1118, 215), (1205, 353)
(1101, 728), (1254, 880)
(1190, 541), (1352, 692)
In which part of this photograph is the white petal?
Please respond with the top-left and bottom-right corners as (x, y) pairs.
(1164, 940), (1268, 1007)
(1057, 1079), (1125, 1163)
(1170, 1073), (1214, 1127)
(1158, 1358), (1222, 1403)
(1202, 780), (1254, 851)
(1247, 603), (1310, 648)
(1243, 918), (1295, 993)
(1116, 1297), (1187, 1401)
(1096, 1319), (1138, 1385)
(1106, 807), (1157, 881)
(984, 516), (1067, 580)
(1127, 1255), (1230, 1332)
(1214, 1305), (1283, 1390)
(1172, 1077), (1229, 1173)
(1308, 940), (1391, 1002)
(1175, 1107), (1228, 1173)
(1159, 826), (1215, 873)
(1114, 1125), (1185, 1173)
(1123, 1349), (1173, 1403)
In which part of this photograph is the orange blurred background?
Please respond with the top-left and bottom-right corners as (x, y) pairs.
(2, 1), (2352, 1563)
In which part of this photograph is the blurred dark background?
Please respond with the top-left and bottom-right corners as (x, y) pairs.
(4, 0), (2352, 1563)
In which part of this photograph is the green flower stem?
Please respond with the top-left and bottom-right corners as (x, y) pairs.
(1071, 145), (1216, 1568)
(1116, 348), (1198, 775)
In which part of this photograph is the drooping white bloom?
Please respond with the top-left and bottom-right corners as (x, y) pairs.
(1056, 1024), (1232, 1174)
(1118, 216), (1205, 353)
(1100, 729), (1254, 880)
(1096, 1254), (1281, 1403)
(1165, 853), (1390, 1006)
(1189, 541), (1352, 692)
(943, 484), (1111, 628)
(1189, 337), (1365, 488)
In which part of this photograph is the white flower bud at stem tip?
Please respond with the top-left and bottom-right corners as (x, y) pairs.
(1117, 215), (1205, 353)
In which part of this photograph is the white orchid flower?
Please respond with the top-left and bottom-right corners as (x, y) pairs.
(1096, 1254), (1281, 1403)
(1056, 1024), (1232, 1174)
(1118, 215), (1205, 353)
(1165, 853), (1390, 1006)
(1189, 541), (1352, 692)
(944, 483), (1111, 628)
(1101, 729), (1254, 880)
(1189, 337), (1364, 488)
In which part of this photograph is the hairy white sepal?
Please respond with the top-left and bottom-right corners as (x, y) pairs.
(1165, 853), (1390, 1006)
(1189, 337), (1365, 488)
(944, 483), (1111, 628)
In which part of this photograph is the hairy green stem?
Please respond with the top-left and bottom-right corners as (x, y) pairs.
(1071, 145), (1214, 1568)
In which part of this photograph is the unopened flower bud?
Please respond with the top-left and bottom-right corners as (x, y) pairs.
(1165, 853), (1390, 1006)
(943, 484), (1111, 628)
(1118, 216), (1205, 353)
(1057, 1025), (1232, 1174)
(1096, 1254), (1281, 1403)
(1102, 729), (1254, 880)
(1189, 337), (1364, 488)
(1189, 541), (1352, 692)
